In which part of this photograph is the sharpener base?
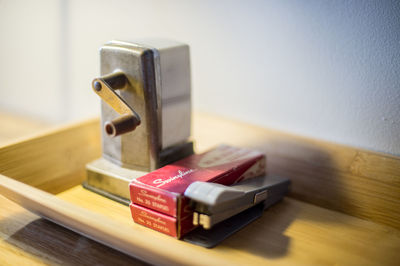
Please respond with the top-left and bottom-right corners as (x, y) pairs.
(85, 158), (147, 204)
(84, 141), (194, 203)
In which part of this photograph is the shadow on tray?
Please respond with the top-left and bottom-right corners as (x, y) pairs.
(6, 218), (149, 266)
(7, 139), (348, 261)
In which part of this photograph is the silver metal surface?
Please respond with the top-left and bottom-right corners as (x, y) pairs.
(86, 39), (193, 202)
(86, 143), (194, 201)
(86, 158), (148, 200)
(100, 39), (192, 171)
(253, 190), (268, 204)
(100, 41), (160, 171)
(186, 175), (290, 229)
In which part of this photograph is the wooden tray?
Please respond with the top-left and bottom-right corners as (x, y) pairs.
(1, 114), (400, 265)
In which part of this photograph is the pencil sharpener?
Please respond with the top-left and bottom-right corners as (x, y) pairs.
(84, 39), (193, 204)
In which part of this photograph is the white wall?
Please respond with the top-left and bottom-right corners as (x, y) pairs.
(0, 0), (64, 121)
(1, 0), (399, 155)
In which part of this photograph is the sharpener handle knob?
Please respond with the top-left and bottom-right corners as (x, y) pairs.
(104, 114), (140, 137)
(92, 72), (141, 137)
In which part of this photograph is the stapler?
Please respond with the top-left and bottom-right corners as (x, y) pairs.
(185, 175), (290, 229)
(182, 175), (290, 247)
(84, 39), (194, 204)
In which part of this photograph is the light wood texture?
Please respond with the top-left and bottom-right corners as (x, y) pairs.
(0, 174), (220, 265)
(2, 112), (399, 228)
(0, 192), (147, 266)
(0, 118), (100, 194)
(59, 186), (400, 266)
(193, 113), (400, 230)
(0, 112), (400, 265)
(1, 174), (399, 266)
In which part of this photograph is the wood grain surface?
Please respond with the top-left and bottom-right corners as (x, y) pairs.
(192, 113), (400, 230)
(1, 111), (400, 265)
(1, 175), (399, 266)
(0, 117), (100, 194)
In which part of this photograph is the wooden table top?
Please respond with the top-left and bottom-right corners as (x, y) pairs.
(1, 111), (399, 265)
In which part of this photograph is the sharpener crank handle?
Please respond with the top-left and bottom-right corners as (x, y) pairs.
(92, 72), (141, 137)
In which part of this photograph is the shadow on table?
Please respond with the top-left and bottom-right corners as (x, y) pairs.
(6, 218), (149, 266)
(6, 138), (350, 261)
(218, 137), (351, 259)
(219, 198), (297, 259)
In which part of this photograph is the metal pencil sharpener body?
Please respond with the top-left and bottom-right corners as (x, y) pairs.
(85, 39), (193, 204)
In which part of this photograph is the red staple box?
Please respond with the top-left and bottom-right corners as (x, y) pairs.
(129, 145), (266, 238)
